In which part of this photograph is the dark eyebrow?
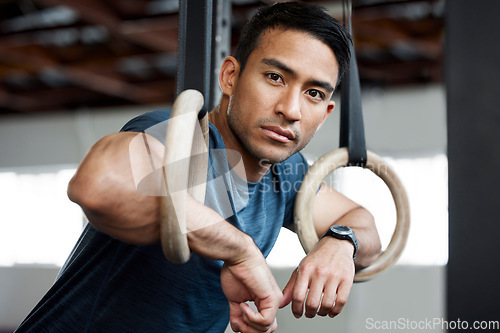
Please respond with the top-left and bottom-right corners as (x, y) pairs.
(262, 58), (296, 76)
(261, 58), (334, 94)
(309, 80), (335, 94)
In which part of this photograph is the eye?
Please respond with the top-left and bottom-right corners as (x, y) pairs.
(307, 89), (325, 101)
(266, 73), (284, 84)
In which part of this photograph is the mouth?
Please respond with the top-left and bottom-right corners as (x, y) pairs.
(261, 125), (296, 143)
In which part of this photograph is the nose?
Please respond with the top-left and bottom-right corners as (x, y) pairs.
(275, 87), (301, 122)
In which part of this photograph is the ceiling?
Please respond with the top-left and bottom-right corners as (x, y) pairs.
(0, 0), (444, 114)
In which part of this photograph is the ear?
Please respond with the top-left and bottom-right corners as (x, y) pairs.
(219, 56), (240, 97)
(316, 100), (335, 131)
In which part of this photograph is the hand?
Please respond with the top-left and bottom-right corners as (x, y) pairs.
(279, 237), (355, 318)
(220, 249), (282, 333)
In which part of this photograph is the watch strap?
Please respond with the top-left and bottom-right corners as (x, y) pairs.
(322, 225), (358, 259)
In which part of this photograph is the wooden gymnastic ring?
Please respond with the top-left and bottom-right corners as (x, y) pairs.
(160, 89), (208, 264)
(294, 148), (410, 282)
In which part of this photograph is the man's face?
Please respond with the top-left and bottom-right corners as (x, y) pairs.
(227, 28), (339, 165)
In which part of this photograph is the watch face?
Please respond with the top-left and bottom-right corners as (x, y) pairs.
(331, 225), (351, 235)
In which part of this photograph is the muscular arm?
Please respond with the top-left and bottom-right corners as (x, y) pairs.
(67, 132), (162, 245)
(68, 132), (281, 332)
(311, 183), (381, 269)
(281, 183), (381, 319)
(68, 131), (255, 254)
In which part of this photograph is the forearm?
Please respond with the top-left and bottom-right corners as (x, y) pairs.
(68, 132), (163, 244)
(311, 183), (381, 269)
(185, 195), (260, 263)
(68, 132), (261, 263)
(331, 206), (381, 269)
(283, 205), (380, 319)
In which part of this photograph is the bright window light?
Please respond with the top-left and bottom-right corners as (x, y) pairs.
(0, 154), (448, 268)
(267, 154), (448, 267)
(0, 166), (83, 267)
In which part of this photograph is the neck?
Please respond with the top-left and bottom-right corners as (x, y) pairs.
(208, 96), (271, 183)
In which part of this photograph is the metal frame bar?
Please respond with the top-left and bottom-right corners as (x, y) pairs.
(176, 0), (231, 117)
(176, 0), (213, 117)
(339, 0), (367, 167)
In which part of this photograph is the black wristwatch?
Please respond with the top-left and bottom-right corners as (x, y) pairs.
(322, 225), (358, 259)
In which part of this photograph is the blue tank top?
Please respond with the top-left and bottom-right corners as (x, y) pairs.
(15, 109), (308, 333)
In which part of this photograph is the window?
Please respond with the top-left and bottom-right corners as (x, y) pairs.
(0, 166), (83, 267)
(267, 154), (448, 267)
(0, 154), (448, 268)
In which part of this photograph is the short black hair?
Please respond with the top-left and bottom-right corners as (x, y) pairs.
(234, 2), (352, 87)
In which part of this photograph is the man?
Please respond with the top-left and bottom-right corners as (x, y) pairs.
(16, 2), (380, 333)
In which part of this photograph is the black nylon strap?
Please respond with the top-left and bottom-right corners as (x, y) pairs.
(176, 0), (213, 119)
(339, 0), (367, 167)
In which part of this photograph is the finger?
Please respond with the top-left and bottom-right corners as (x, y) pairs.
(229, 301), (245, 332)
(240, 318), (276, 333)
(279, 269), (297, 308)
(290, 269), (310, 318)
(241, 303), (266, 331)
(304, 277), (326, 318)
(241, 316), (276, 333)
(240, 303), (276, 332)
(230, 319), (242, 333)
(329, 279), (353, 318)
(317, 279), (337, 316)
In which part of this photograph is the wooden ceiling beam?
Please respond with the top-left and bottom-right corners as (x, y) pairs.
(120, 17), (178, 52)
(1, 80), (171, 113)
(62, 66), (165, 104)
(0, 47), (58, 70)
(32, 0), (177, 52)
(353, 17), (443, 61)
(358, 59), (443, 84)
(0, 47), (166, 105)
(0, 89), (43, 112)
